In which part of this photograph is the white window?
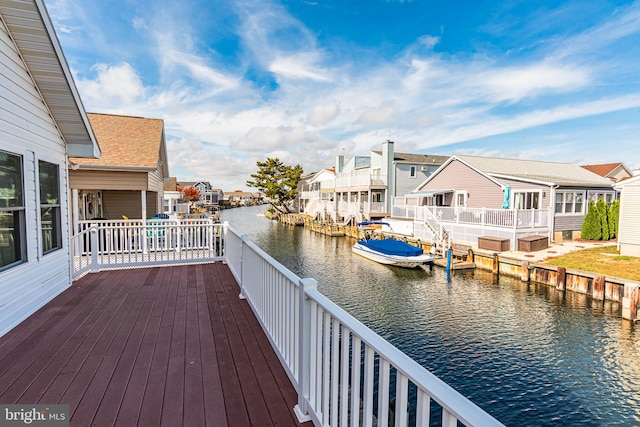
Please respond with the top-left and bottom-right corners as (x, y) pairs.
(555, 191), (585, 214)
(39, 160), (62, 254)
(1, 151), (27, 270)
(587, 191), (615, 205)
(410, 166), (416, 178)
(513, 191), (541, 209)
(455, 191), (467, 208)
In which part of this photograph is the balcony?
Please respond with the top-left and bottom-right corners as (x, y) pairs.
(1, 221), (503, 427)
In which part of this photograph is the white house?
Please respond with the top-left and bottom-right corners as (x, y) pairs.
(615, 175), (640, 257)
(0, 0), (100, 337)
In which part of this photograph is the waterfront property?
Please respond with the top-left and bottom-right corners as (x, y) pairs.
(1, 217), (505, 426)
(0, 0), (100, 338)
(391, 154), (616, 251)
(299, 140), (448, 224)
(68, 112), (170, 224)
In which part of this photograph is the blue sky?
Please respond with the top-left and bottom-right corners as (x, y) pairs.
(45, 0), (640, 190)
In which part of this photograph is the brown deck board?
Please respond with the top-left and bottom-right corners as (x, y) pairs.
(0, 263), (306, 426)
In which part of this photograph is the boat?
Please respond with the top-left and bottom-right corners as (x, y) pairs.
(352, 222), (434, 268)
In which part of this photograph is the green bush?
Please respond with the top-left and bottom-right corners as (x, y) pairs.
(597, 199), (609, 241)
(609, 199), (620, 239)
(581, 200), (601, 240)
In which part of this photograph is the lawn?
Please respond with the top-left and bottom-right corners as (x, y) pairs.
(542, 245), (640, 281)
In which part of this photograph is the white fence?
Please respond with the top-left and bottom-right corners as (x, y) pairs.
(336, 169), (386, 188)
(225, 227), (504, 427)
(71, 219), (224, 278)
(393, 205), (549, 229)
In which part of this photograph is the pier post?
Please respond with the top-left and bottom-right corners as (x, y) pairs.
(556, 267), (566, 291)
(492, 253), (499, 275)
(520, 261), (529, 282)
(593, 275), (605, 301)
(622, 283), (639, 321)
(446, 249), (452, 272)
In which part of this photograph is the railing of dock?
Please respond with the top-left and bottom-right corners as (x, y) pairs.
(71, 219), (225, 279)
(393, 205), (549, 229)
(225, 226), (504, 427)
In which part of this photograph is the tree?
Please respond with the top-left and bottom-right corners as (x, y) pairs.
(177, 185), (201, 212)
(246, 158), (303, 214)
(609, 199), (620, 239)
(581, 200), (601, 240)
(596, 198), (609, 241)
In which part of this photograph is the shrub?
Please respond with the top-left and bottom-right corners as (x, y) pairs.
(609, 199), (620, 239)
(581, 200), (601, 240)
(596, 199), (609, 241)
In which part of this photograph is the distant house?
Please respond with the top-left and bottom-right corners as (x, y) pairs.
(178, 181), (214, 205)
(0, 0), (100, 336)
(334, 140), (448, 223)
(298, 168), (336, 220)
(224, 191), (255, 206)
(393, 155), (615, 249)
(582, 163), (633, 184)
(163, 177), (184, 215)
(615, 175), (640, 257)
(68, 113), (169, 225)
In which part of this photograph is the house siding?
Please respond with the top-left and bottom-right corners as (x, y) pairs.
(69, 170), (149, 190)
(422, 159), (503, 208)
(618, 181), (640, 256)
(101, 190), (160, 219)
(0, 20), (72, 337)
(395, 164), (430, 197)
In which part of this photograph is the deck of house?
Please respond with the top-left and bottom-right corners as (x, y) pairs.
(0, 263), (304, 426)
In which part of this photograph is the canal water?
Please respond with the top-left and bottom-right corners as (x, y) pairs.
(222, 205), (640, 426)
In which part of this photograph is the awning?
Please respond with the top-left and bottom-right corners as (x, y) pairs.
(405, 189), (454, 198)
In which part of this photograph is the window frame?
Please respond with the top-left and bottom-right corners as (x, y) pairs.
(0, 149), (27, 271)
(513, 190), (542, 210)
(38, 159), (62, 255)
(410, 165), (416, 178)
(554, 190), (585, 215)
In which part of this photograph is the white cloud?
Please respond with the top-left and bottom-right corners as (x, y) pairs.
(76, 63), (145, 107)
(307, 101), (340, 126)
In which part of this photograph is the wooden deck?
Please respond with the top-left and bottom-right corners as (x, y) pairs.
(0, 263), (305, 426)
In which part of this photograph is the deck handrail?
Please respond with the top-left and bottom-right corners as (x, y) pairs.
(71, 219), (225, 279)
(224, 226), (504, 427)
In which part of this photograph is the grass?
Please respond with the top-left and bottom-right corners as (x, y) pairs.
(541, 245), (640, 281)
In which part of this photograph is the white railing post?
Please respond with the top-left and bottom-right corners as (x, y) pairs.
(239, 234), (249, 300)
(90, 225), (99, 273)
(294, 277), (316, 423)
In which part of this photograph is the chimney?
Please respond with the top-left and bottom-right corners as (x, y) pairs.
(382, 140), (395, 212)
(336, 154), (344, 173)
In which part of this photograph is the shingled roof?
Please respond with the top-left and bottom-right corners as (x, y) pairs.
(69, 113), (165, 169)
(457, 155), (614, 187)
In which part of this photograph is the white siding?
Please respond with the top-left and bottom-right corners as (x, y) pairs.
(618, 181), (640, 256)
(0, 19), (71, 337)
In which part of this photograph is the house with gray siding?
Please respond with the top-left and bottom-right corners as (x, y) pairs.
(0, 0), (100, 337)
(614, 175), (640, 257)
(392, 155), (615, 250)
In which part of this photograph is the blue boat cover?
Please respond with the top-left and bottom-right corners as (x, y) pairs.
(360, 238), (424, 256)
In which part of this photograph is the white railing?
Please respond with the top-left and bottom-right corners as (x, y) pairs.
(364, 201), (386, 214)
(397, 206), (549, 229)
(225, 227), (503, 427)
(338, 201), (363, 223)
(336, 170), (386, 188)
(71, 219), (224, 278)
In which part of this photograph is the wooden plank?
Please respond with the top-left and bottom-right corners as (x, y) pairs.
(183, 265), (206, 427)
(114, 265), (172, 425)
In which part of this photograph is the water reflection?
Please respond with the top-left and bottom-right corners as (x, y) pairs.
(223, 206), (640, 426)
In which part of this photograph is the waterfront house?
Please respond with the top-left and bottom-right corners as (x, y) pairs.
(162, 177), (186, 215)
(224, 190), (255, 206)
(582, 162), (633, 184)
(615, 174), (640, 257)
(68, 112), (169, 227)
(0, 0), (100, 337)
(179, 180), (222, 208)
(298, 168), (336, 221)
(392, 155), (615, 250)
(334, 140), (448, 223)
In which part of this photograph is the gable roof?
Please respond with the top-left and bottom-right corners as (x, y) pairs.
(0, 0), (100, 158)
(70, 113), (166, 172)
(457, 155), (614, 187)
(581, 162), (632, 180)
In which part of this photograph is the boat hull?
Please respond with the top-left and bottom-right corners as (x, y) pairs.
(352, 242), (434, 268)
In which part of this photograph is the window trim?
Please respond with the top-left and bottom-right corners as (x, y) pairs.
(38, 159), (63, 256)
(410, 165), (416, 178)
(0, 149), (28, 272)
(554, 190), (586, 215)
(512, 189), (542, 210)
